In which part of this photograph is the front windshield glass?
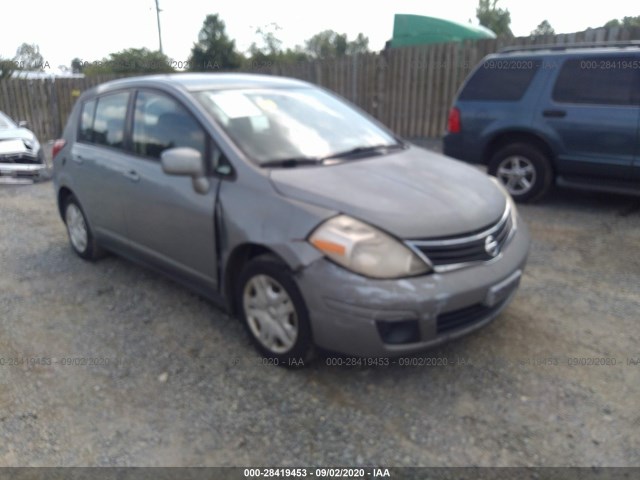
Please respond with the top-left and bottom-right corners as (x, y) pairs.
(194, 87), (397, 165)
(0, 112), (17, 129)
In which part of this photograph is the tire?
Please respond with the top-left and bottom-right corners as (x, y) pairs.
(488, 143), (553, 202)
(237, 255), (313, 366)
(63, 195), (105, 261)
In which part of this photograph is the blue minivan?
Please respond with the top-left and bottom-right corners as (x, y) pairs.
(444, 44), (640, 201)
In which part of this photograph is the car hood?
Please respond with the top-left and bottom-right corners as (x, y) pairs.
(0, 128), (35, 142)
(269, 146), (507, 239)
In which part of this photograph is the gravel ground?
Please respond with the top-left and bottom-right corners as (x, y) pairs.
(0, 172), (639, 467)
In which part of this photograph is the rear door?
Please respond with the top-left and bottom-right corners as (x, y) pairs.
(119, 89), (220, 289)
(540, 54), (640, 182)
(69, 91), (132, 243)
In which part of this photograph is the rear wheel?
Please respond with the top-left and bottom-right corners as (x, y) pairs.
(237, 255), (313, 366)
(488, 143), (553, 202)
(63, 195), (105, 260)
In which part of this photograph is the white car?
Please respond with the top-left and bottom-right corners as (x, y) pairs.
(0, 111), (45, 180)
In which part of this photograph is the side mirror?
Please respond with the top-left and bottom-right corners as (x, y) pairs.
(18, 120), (28, 128)
(161, 147), (210, 194)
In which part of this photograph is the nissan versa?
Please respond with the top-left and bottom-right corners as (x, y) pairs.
(52, 74), (530, 363)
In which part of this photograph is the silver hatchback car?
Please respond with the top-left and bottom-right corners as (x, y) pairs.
(52, 74), (530, 363)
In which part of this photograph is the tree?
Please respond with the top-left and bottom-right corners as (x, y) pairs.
(0, 58), (17, 79)
(305, 30), (346, 59)
(620, 16), (640, 27)
(253, 23), (283, 57)
(603, 16), (640, 28)
(476, 0), (513, 37)
(531, 20), (555, 36)
(245, 23), (315, 68)
(245, 23), (285, 67)
(13, 43), (46, 71)
(346, 33), (370, 55)
(189, 14), (241, 72)
(83, 48), (174, 75)
(305, 30), (370, 60)
(71, 58), (85, 74)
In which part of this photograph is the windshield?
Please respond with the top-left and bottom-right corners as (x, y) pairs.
(194, 87), (398, 165)
(0, 112), (17, 129)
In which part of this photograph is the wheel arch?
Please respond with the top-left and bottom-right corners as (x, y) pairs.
(57, 187), (74, 220)
(483, 130), (556, 173)
(223, 243), (283, 315)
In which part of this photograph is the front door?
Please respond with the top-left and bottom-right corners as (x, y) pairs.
(121, 89), (220, 289)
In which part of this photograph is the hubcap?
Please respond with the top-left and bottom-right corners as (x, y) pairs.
(243, 275), (298, 354)
(496, 156), (536, 195)
(65, 204), (88, 253)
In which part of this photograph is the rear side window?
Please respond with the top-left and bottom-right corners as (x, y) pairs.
(553, 57), (640, 105)
(132, 90), (205, 159)
(92, 92), (130, 149)
(459, 59), (540, 101)
(78, 99), (96, 142)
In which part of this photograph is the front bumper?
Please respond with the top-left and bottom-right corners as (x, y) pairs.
(295, 217), (530, 357)
(0, 162), (45, 179)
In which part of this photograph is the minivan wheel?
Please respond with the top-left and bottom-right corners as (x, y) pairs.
(237, 255), (313, 366)
(488, 143), (553, 202)
(63, 196), (105, 260)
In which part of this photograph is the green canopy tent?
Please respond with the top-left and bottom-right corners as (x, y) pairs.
(390, 14), (496, 48)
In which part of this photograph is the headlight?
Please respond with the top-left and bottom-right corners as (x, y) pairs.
(308, 215), (431, 279)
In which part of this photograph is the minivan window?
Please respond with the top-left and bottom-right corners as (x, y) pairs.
(553, 57), (639, 105)
(459, 59), (540, 101)
(132, 91), (206, 159)
(78, 99), (96, 143)
(92, 92), (129, 149)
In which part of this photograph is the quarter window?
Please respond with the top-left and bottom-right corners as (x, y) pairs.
(132, 91), (205, 159)
(92, 92), (130, 149)
(553, 57), (640, 105)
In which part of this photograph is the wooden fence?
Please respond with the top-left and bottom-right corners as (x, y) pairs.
(1, 26), (639, 142)
(0, 75), (120, 142)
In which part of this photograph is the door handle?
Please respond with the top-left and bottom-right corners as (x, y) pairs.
(542, 109), (567, 118)
(123, 169), (140, 182)
(71, 154), (85, 164)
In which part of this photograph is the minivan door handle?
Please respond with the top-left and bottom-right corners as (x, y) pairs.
(542, 109), (567, 118)
(71, 154), (85, 164)
(123, 169), (140, 182)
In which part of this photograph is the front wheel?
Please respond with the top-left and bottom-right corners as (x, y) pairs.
(488, 143), (553, 202)
(237, 255), (313, 365)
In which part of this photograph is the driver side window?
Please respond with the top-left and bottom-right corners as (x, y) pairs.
(132, 91), (206, 160)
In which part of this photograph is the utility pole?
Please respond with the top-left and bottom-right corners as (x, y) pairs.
(155, 0), (163, 53)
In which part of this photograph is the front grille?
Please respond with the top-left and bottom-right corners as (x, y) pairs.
(436, 299), (507, 334)
(0, 153), (38, 164)
(407, 206), (514, 270)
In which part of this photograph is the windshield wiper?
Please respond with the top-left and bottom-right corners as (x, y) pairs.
(260, 157), (324, 168)
(321, 143), (406, 161)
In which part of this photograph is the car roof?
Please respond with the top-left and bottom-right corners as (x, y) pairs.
(88, 73), (313, 95)
(493, 44), (640, 58)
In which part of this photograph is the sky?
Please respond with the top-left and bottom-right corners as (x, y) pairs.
(1, 0), (637, 72)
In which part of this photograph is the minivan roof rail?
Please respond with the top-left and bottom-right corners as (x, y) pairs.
(499, 41), (640, 53)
